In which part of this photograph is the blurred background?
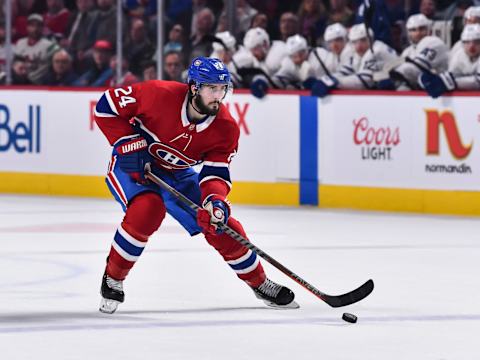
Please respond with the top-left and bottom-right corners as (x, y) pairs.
(1, 0), (480, 215)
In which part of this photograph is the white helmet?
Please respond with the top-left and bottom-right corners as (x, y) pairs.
(243, 27), (270, 50)
(212, 31), (236, 52)
(464, 6), (480, 22)
(286, 34), (308, 55)
(324, 23), (347, 42)
(406, 13), (432, 30)
(348, 23), (374, 42)
(461, 23), (480, 41)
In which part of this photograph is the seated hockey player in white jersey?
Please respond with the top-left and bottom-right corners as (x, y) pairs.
(309, 24), (398, 97)
(450, 6), (480, 59)
(401, 14), (432, 60)
(267, 35), (317, 91)
(233, 27), (286, 92)
(316, 23), (351, 75)
(252, 25), (352, 97)
(390, 35), (449, 90)
(209, 31), (242, 87)
(420, 24), (480, 98)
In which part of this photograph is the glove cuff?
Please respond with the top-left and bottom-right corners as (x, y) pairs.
(320, 75), (338, 88)
(439, 72), (456, 91)
(115, 136), (148, 155)
(203, 194), (231, 212)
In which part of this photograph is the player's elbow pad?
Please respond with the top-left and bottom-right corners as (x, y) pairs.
(94, 93), (118, 118)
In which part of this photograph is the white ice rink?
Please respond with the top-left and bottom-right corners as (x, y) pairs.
(0, 194), (479, 359)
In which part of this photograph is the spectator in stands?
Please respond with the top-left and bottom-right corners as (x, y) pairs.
(14, 14), (59, 84)
(327, 0), (355, 28)
(63, 0), (97, 72)
(44, 0), (71, 40)
(164, 24), (184, 54)
(297, 0), (328, 46)
(40, 49), (78, 85)
(185, 7), (215, 63)
(124, 0), (157, 19)
(188, 0), (209, 37)
(12, 0), (44, 41)
(141, 60), (157, 80)
(107, 55), (139, 86)
(126, 18), (155, 77)
(0, 57), (32, 84)
(215, 0), (257, 38)
(420, 0), (438, 19)
(236, 0), (259, 37)
(163, 51), (183, 82)
(74, 39), (113, 86)
(251, 12), (269, 31)
(0, 21), (6, 73)
(278, 12), (300, 41)
(91, 0), (125, 46)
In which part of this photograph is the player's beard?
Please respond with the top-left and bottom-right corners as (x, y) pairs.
(193, 94), (220, 116)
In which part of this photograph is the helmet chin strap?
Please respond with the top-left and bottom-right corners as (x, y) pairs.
(190, 92), (207, 116)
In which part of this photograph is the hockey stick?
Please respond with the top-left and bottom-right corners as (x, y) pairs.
(145, 170), (374, 308)
(363, 0), (376, 55)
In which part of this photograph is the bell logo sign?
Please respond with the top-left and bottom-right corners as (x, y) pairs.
(425, 109), (472, 160)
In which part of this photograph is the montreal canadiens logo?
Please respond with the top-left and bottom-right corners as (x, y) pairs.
(148, 142), (199, 169)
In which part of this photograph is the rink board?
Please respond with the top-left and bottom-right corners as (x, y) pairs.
(0, 88), (479, 215)
(0, 88), (300, 206)
(318, 92), (480, 215)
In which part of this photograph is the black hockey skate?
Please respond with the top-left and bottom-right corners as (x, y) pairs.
(99, 273), (124, 314)
(252, 278), (299, 309)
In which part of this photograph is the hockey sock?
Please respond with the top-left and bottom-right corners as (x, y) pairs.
(106, 192), (166, 280)
(204, 217), (266, 288)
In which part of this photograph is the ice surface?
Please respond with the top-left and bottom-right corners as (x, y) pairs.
(0, 195), (479, 359)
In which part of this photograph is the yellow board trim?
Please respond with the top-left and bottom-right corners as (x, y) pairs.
(319, 185), (480, 216)
(229, 182), (299, 206)
(0, 172), (111, 197)
(0, 172), (299, 206)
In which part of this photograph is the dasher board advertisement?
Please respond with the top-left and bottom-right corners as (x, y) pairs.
(319, 95), (480, 191)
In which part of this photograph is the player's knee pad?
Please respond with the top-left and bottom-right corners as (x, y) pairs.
(123, 192), (166, 239)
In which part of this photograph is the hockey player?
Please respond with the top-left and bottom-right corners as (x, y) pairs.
(94, 57), (298, 314)
(233, 27), (286, 95)
(450, 6), (480, 58)
(253, 25), (351, 97)
(309, 24), (398, 97)
(420, 24), (480, 98)
(391, 34), (449, 90)
(208, 31), (242, 87)
(322, 23), (353, 72)
(268, 34), (315, 90)
(401, 14), (432, 59)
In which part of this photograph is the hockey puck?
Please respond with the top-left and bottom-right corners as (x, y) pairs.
(342, 312), (357, 323)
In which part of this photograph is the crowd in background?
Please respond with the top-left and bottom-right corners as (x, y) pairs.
(1, 0), (480, 98)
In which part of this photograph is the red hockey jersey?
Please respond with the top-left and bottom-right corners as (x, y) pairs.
(94, 80), (239, 198)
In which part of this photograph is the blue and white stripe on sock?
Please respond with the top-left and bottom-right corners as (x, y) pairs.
(111, 225), (147, 262)
(227, 249), (260, 274)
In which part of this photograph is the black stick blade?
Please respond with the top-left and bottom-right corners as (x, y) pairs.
(322, 279), (374, 308)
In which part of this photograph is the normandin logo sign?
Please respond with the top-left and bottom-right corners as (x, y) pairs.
(353, 116), (400, 160)
(424, 109), (473, 174)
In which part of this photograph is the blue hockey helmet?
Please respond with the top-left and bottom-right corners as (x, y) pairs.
(187, 57), (231, 88)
